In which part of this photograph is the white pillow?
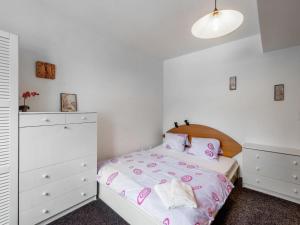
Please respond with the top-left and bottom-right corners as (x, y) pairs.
(187, 138), (220, 160)
(163, 133), (188, 152)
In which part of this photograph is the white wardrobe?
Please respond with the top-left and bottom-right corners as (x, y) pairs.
(0, 30), (18, 224)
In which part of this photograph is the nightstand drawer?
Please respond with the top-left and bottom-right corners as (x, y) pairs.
(20, 113), (65, 127)
(244, 159), (300, 185)
(243, 173), (300, 200)
(244, 148), (300, 171)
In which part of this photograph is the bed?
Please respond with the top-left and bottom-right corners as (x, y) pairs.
(97, 124), (241, 225)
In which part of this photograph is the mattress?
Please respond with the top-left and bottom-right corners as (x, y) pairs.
(97, 145), (238, 225)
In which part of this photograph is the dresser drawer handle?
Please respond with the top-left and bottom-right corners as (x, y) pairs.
(293, 175), (298, 180)
(81, 178), (87, 182)
(293, 161), (298, 166)
(256, 154), (260, 159)
(42, 192), (50, 196)
(81, 116), (87, 120)
(255, 179), (260, 184)
(81, 163), (87, 167)
(81, 192), (87, 197)
(42, 118), (50, 122)
(255, 167), (260, 171)
(294, 189), (298, 194)
(42, 174), (50, 179)
(42, 209), (49, 214)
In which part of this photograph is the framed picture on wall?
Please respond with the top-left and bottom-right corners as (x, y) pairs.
(229, 76), (237, 90)
(274, 84), (284, 101)
(60, 93), (77, 112)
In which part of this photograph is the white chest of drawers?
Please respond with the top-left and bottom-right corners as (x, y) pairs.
(19, 112), (97, 225)
(243, 143), (300, 204)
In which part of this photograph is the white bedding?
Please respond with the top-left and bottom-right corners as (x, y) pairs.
(97, 145), (237, 225)
(150, 145), (238, 177)
(98, 145), (238, 177)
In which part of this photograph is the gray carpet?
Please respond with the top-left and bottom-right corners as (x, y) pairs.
(50, 179), (300, 225)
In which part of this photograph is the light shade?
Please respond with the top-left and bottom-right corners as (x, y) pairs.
(191, 10), (244, 39)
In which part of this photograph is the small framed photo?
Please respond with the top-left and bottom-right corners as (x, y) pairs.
(229, 76), (237, 90)
(60, 93), (77, 112)
(274, 84), (284, 101)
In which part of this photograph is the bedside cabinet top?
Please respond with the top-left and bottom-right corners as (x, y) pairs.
(243, 143), (300, 156)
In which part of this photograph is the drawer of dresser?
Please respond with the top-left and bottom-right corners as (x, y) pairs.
(20, 169), (96, 211)
(20, 182), (96, 225)
(243, 148), (300, 170)
(20, 155), (96, 192)
(66, 113), (97, 124)
(20, 114), (65, 127)
(244, 158), (300, 185)
(243, 173), (300, 200)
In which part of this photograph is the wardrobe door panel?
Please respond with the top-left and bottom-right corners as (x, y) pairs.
(0, 30), (18, 225)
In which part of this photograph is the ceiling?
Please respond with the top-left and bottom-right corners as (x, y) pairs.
(257, 0), (300, 52)
(39, 0), (260, 59)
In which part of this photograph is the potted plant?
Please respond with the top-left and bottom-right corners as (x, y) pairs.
(19, 91), (39, 112)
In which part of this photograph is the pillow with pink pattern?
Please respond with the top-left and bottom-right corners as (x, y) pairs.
(163, 133), (188, 152)
(187, 138), (221, 160)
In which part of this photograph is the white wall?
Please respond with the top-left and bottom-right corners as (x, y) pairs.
(164, 35), (300, 153)
(0, 0), (163, 161)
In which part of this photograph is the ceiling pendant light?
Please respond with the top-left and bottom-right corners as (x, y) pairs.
(191, 0), (244, 39)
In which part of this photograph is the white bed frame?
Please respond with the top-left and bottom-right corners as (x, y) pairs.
(98, 164), (239, 225)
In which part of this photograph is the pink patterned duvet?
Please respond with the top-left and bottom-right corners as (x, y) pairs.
(97, 148), (233, 225)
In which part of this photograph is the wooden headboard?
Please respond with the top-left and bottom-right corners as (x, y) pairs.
(166, 124), (241, 158)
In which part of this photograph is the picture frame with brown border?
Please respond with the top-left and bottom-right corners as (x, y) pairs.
(274, 84), (284, 101)
(229, 76), (237, 90)
(60, 93), (78, 112)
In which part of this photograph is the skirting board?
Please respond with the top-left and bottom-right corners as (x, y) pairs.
(243, 183), (300, 204)
(37, 196), (97, 225)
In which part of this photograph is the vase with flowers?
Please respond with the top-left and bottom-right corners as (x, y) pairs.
(19, 91), (39, 112)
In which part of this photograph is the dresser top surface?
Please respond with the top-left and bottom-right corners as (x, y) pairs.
(243, 143), (300, 156)
(19, 112), (97, 115)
